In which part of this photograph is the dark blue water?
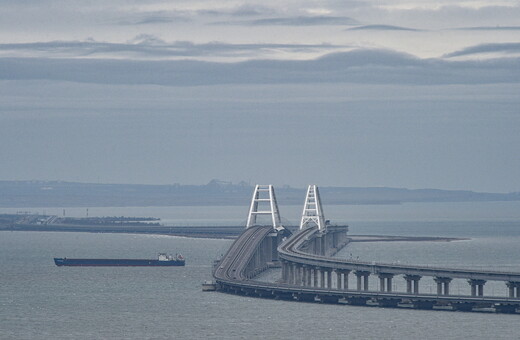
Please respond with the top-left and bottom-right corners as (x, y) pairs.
(1, 202), (520, 339)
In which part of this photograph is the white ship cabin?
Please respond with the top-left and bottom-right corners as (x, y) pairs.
(158, 253), (171, 261)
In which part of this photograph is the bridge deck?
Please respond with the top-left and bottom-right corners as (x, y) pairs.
(213, 225), (274, 282)
(279, 227), (520, 282)
(213, 226), (520, 312)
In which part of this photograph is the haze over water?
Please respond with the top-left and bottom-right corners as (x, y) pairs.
(2, 201), (520, 339)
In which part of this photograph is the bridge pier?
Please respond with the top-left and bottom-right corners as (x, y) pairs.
(295, 292), (316, 302)
(313, 267), (319, 287)
(507, 281), (520, 298)
(345, 296), (369, 306)
(378, 273), (394, 292)
(335, 270), (342, 290)
(320, 295), (340, 304)
(304, 265), (310, 286)
(404, 275), (421, 294)
(319, 267), (325, 288)
(342, 270), (350, 290)
(495, 303), (518, 314)
(281, 260), (289, 283)
(452, 302), (475, 312)
(327, 270), (332, 289)
(300, 265), (306, 286)
(291, 263), (298, 285)
(377, 298), (400, 308)
(274, 291), (295, 301)
(411, 300), (435, 310)
(434, 277), (452, 295)
(355, 271), (370, 291)
(468, 279), (486, 297)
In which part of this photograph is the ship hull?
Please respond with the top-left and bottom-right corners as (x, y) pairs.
(54, 258), (185, 267)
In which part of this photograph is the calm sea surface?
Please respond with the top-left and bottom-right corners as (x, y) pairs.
(1, 202), (520, 339)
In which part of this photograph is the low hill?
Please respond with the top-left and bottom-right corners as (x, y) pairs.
(0, 180), (518, 207)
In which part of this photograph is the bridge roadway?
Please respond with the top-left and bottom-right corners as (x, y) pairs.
(279, 227), (520, 282)
(213, 226), (520, 312)
(213, 225), (275, 282)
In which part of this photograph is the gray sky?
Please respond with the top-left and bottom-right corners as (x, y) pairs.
(0, 1), (519, 192)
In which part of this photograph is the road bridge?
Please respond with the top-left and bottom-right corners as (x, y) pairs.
(212, 184), (520, 314)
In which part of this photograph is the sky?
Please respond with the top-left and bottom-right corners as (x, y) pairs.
(0, 0), (519, 192)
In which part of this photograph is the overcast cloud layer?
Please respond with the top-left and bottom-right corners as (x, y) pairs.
(0, 0), (519, 192)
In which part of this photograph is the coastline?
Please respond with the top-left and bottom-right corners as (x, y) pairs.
(0, 224), (466, 242)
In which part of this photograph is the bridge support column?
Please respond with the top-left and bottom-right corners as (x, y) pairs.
(302, 266), (308, 286)
(335, 270), (342, 290)
(468, 279), (486, 297)
(378, 273), (394, 292)
(291, 263), (298, 285)
(342, 270), (350, 290)
(404, 275), (421, 294)
(320, 268), (326, 288)
(300, 265), (305, 286)
(506, 282), (520, 298)
(314, 236), (322, 255)
(281, 260), (287, 282)
(434, 277), (452, 296)
(355, 271), (370, 291)
(313, 267), (319, 287)
(327, 270), (332, 289)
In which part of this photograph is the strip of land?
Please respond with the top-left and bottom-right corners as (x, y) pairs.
(0, 214), (464, 241)
(1, 180), (518, 207)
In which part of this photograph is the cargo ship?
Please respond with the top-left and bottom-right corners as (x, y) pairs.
(54, 253), (185, 267)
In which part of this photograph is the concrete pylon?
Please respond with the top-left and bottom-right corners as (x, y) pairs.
(246, 185), (282, 229)
(300, 185), (326, 231)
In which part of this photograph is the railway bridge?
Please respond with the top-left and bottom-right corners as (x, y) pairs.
(212, 184), (520, 313)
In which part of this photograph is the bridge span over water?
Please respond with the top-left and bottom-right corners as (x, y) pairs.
(212, 185), (520, 314)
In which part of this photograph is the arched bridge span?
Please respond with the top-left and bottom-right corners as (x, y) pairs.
(211, 185), (520, 314)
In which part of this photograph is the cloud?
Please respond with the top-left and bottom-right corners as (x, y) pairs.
(346, 25), (420, 31)
(0, 39), (345, 59)
(228, 5), (276, 17)
(454, 26), (520, 31)
(114, 6), (273, 26)
(113, 5), (278, 26)
(117, 12), (192, 25)
(444, 43), (520, 57)
(1, 48), (518, 87)
(212, 15), (358, 26)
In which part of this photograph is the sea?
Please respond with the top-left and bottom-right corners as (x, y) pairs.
(1, 201), (520, 339)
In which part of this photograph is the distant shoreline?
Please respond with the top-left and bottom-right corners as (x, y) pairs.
(0, 223), (466, 242)
(348, 235), (468, 242)
(1, 180), (518, 208)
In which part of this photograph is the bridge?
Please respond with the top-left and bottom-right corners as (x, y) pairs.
(212, 184), (520, 313)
